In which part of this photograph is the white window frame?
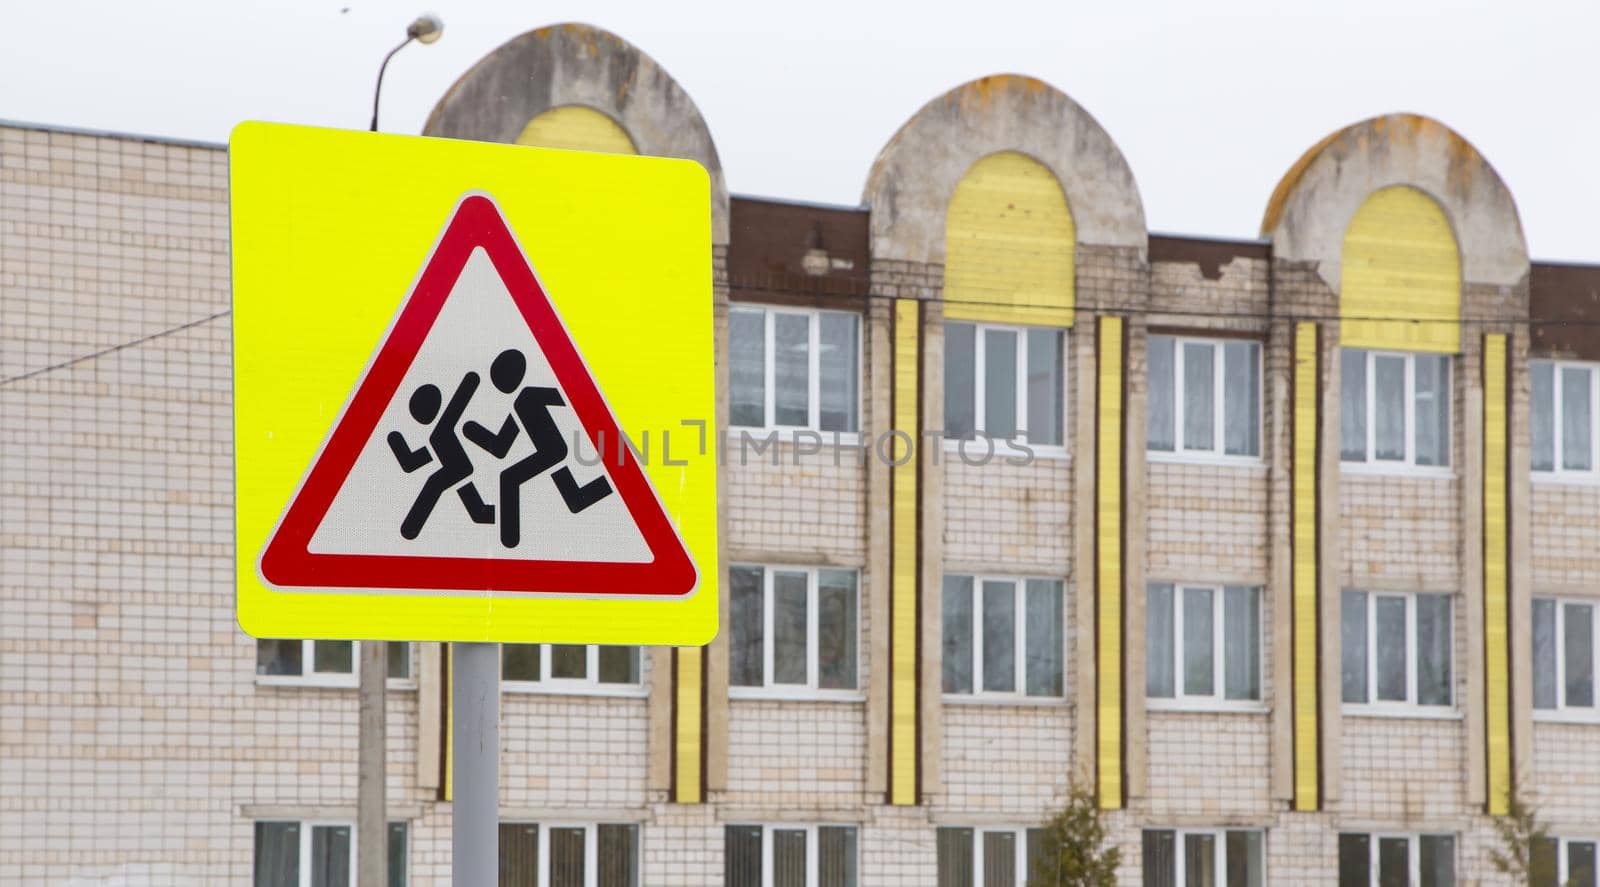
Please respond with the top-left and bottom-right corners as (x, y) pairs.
(1532, 359), (1600, 482)
(255, 640), (414, 689)
(1342, 832), (1455, 886)
(942, 574), (1066, 703)
(728, 305), (862, 437)
(1533, 596), (1599, 721)
(734, 823), (857, 887)
(1146, 335), (1264, 464)
(729, 565), (862, 701)
(1146, 584), (1264, 711)
(1142, 828), (1266, 887)
(1341, 348), (1453, 474)
(938, 826), (1040, 886)
(1547, 836), (1599, 886)
(256, 819), (404, 887)
(501, 644), (648, 698)
(1344, 592), (1456, 716)
(942, 321), (1068, 454)
(503, 821), (639, 887)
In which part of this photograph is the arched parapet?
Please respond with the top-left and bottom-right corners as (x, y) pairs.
(424, 22), (729, 243)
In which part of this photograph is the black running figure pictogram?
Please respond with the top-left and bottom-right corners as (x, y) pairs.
(464, 348), (613, 548)
(387, 374), (496, 539)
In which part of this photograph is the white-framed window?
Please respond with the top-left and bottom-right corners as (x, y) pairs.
(1532, 836), (1598, 887)
(935, 826), (1045, 887)
(255, 640), (411, 687)
(725, 823), (857, 887)
(253, 819), (407, 887)
(1340, 348), (1451, 469)
(729, 305), (861, 433)
(942, 575), (1064, 699)
(944, 321), (1066, 447)
(1147, 335), (1262, 460)
(729, 565), (859, 697)
(1141, 828), (1265, 886)
(1532, 360), (1600, 477)
(1337, 832), (1455, 887)
(1146, 583), (1262, 706)
(1341, 591), (1453, 710)
(498, 821), (639, 887)
(1533, 597), (1597, 716)
(502, 645), (643, 696)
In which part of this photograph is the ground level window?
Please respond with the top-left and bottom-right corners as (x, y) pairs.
(254, 820), (407, 887)
(498, 822), (639, 887)
(501, 644), (641, 690)
(1142, 829), (1263, 887)
(725, 824), (857, 887)
(1338, 833), (1454, 887)
(256, 640), (410, 684)
(936, 826), (1046, 887)
(1533, 836), (1598, 887)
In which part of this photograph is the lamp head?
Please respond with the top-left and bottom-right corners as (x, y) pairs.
(407, 14), (443, 44)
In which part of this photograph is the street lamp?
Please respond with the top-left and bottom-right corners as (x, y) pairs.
(370, 14), (444, 132)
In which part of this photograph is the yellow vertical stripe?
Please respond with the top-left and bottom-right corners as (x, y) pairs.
(1483, 334), (1511, 815)
(1340, 186), (1461, 354)
(515, 105), (638, 155)
(1095, 317), (1123, 810)
(944, 151), (1076, 327)
(890, 299), (920, 806)
(1292, 323), (1321, 811)
(674, 646), (703, 803)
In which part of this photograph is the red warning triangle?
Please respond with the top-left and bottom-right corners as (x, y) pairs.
(259, 194), (698, 598)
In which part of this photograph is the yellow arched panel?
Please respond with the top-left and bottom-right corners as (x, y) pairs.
(516, 105), (638, 155)
(944, 151), (1075, 327)
(1340, 186), (1461, 353)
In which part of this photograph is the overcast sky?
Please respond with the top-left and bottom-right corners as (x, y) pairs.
(7, 0), (1596, 261)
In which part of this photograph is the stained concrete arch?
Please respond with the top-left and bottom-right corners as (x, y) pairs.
(424, 22), (729, 243)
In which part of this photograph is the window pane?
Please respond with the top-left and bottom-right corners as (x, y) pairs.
(1144, 830), (1178, 887)
(774, 313), (812, 426)
(1533, 599), (1557, 709)
(937, 828), (976, 887)
(1415, 355), (1449, 466)
(386, 642), (409, 679)
(598, 646), (640, 684)
(773, 829), (807, 887)
(818, 570), (859, 690)
(311, 825), (351, 887)
(982, 580), (1017, 693)
(1025, 580), (1063, 696)
(1226, 831), (1264, 887)
(1373, 355), (1406, 462)
(1147, 583), (1176, 698)
(1225, 587), (1261, 701)
(946, 322), (977, 440)
(550, 645), (586, 680)
(943, 576), (975, 694)
(773, 572), (809, 685)
(1338, 834), (1371, 887)
(1026, 830), (1047, 886)
(819, 313), (859, 433)
(1341, 350), (1369, 461)
(1185, 833), (1217, 887)
(1377, 836), (1409, 887)
(1183, 342), (1216, 451)
(983, 831), (1016, 887)
(724, 826), (762, 887)
(254, 822), (300, 887)
(984, 329), (1019, 438)
(500, 823), (539, 887)
(597, 824), (638, 887)
(1419, 835), (1455, 887)
(1416, 595), (1452, 706)
(503, 644), (539, 682)
(1224, 341), (1261, 456)
(1026, 328), (1063, 446)
(1532, 362), (1555, 471)
(1148, 336), (1176, 452)
(1342, 592), (1369, 704)
(819, 826), (858, 887)
(1375, 596), (1408, 702)
(1565, 602), (1595, 707)
(1183, 587), (1215, 697)
(257, 639), (303, 677)
(730, 566), (765, 687)
(729, 309), (766, 427)
(387, 822), (407, 887)
(314, 640), (353, 675)
(1570, 841), (1598, 887)
(1564, 367), (1594, 470)
(1531, 836), (1559, 887)
(549, 827), (585, 887)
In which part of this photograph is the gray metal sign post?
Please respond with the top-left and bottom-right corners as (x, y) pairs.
(452, 642), (499, 886)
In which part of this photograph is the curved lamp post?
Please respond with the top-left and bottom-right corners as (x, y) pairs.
(370, 14), (443, 132)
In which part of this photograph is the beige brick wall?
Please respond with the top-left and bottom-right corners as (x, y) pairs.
(1340, 475), (1461, 590)
(1146, 462), (1270, 581)
(1530, 482), (1600, 588)
(936, 705), (1074, 815)
(724, 700), (868, 805)
(1339, 719), (1466, 819)
(1142, 711), (1272, 818)
(725, 439), (867, 563)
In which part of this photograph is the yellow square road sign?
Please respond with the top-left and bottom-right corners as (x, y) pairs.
(230, 121), (718, 646)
